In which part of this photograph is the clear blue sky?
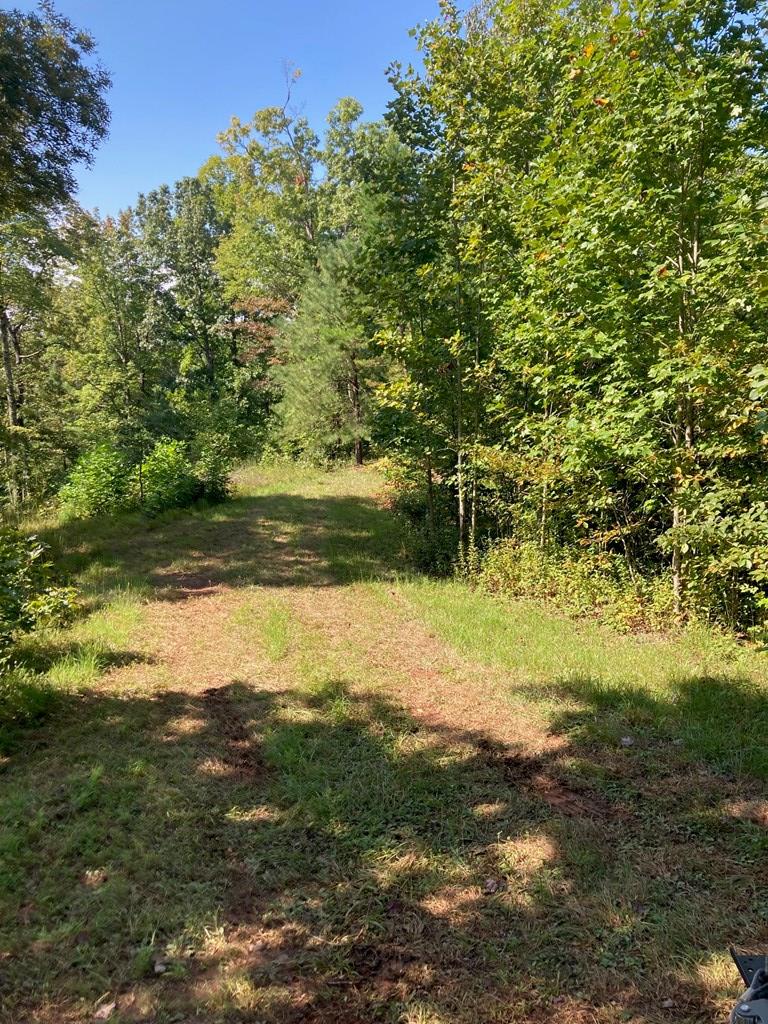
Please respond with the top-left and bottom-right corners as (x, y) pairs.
(14, 0), (444, 215)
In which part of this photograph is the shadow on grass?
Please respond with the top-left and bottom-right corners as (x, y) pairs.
(542, 672), (768, 780)
(5, 479), (767, 1020)
(0, 641), (155, 756)
(9, 636), (153, 677)
(39, 490), (405, 605)
(1, 675), (765, 1023)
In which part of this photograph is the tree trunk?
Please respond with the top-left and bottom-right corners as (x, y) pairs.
(1, 308), (23, 507)
(426, 454), (436, 539)
(457, 448), (466, 556)
(455, 348), (466, 553)
(203, 333), (215, 386)
(1, 308), (19, 429)
(671, 500), (683, 615)
(539, 480), (548, 549)
(348, 354), (364, 467)
(671, 399), (695, 615)
(671, 164), (699, 615)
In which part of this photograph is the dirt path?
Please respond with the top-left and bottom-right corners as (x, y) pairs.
(0, 464), (757, 1024)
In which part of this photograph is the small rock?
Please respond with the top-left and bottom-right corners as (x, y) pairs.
(483, 878), (500, 894)
(620, 736), (635, 748)
(662, 998), (675, 1009)
(672, 738), (684, 747)
(94, 1002), (116, 1021)
(153, 960), (168, 975)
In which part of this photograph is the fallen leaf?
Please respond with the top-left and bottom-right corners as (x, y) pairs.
(94, 1002), (116, 1021)
(83, 868), (108, 889)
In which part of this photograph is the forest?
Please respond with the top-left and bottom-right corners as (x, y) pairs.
(2, 3), (768, 1022)
(4, 0), (768, 639)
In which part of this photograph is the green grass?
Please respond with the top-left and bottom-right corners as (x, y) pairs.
(0, 461), (766, 1023)
(400, 577), (768, 778)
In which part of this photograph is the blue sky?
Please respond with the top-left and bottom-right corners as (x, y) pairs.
(14, 0), (443, 215)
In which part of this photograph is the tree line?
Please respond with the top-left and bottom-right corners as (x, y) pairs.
(3, 0), (768, 634)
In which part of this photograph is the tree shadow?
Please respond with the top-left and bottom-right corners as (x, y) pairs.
(8, 635), (154, 676)
(542, 671), (768, 780)
(1, 674), (762, 1023)
(40, 489), (406, 604)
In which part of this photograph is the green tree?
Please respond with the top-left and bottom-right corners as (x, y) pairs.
(0, 214), (73, 508)
(278, 237), (382, 464)
(0, 2), (110, 217)
(202, 78), (321, 306)
(62, 212), (179, 470)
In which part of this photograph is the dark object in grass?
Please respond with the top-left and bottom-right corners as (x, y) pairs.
(731, 948), (768, 1023)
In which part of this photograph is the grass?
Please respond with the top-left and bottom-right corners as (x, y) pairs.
(400, 579), (768, 777)
(0, 460), (767, 1023)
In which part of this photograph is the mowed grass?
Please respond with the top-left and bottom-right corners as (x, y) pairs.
(400, 578), (768, 778)
(0, 461), (767, 1024)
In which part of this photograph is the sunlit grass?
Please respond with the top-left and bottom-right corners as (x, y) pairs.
(262, 601), (294, 661)
(399, 578), (768, 778)
(1, 460), (765, 1022)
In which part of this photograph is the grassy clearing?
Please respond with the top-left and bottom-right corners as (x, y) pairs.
(0, 461), (767, 1024)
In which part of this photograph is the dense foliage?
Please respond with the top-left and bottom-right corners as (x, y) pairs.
(0, 528), (75, 662)
(4, 0), (768, 635)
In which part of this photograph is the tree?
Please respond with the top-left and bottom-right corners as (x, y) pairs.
(136, 177), (230, 389)
(0, 215), (70, 506)
(62, 212), (179, 467)
(277, 237), (382, 464)
(202, 79), (322, 306)
(494, 0), (768, 619)
(0, 2), (110, 217)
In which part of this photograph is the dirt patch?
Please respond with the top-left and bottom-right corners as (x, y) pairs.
(151, 569), (225, 600)
(476, 740), (625, 820)
(725, 798), (768, 827)
(288, 584), (560, 757)
(199, 685), (266, 778)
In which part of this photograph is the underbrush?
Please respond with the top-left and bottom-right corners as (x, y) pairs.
(380, 459), (458, 575)
(0, 667), (57, 751)
(0, 521), (141, 751)
(382, 463), (752, 639)
(0, 527), (77, 664)
(477, 538), (676, 632)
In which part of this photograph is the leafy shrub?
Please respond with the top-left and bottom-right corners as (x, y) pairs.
(130, 439), (200, 516)
(58, 435), (236, 522)
(193, 431), (236, 502)
(0, 528), (77, 664)
(0, 667), (57, 750)
(477, 538), (675, 631)
(58, 444), (130, 520)
(382, 459), (458, 575)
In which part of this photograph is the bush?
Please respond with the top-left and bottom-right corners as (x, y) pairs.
(0, 667), (56, 750)
(58, 435), (236, 522)
(193, 431), (236, 502)
(0, 528), (77, 664)
(382, 459), (458, 575)
(477, 538), (675, 631)
(58, 444), (129, 520)
(130, 439), (200, 516)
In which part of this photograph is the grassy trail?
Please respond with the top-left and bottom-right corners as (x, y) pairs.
(2, 463), (767, 1024)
